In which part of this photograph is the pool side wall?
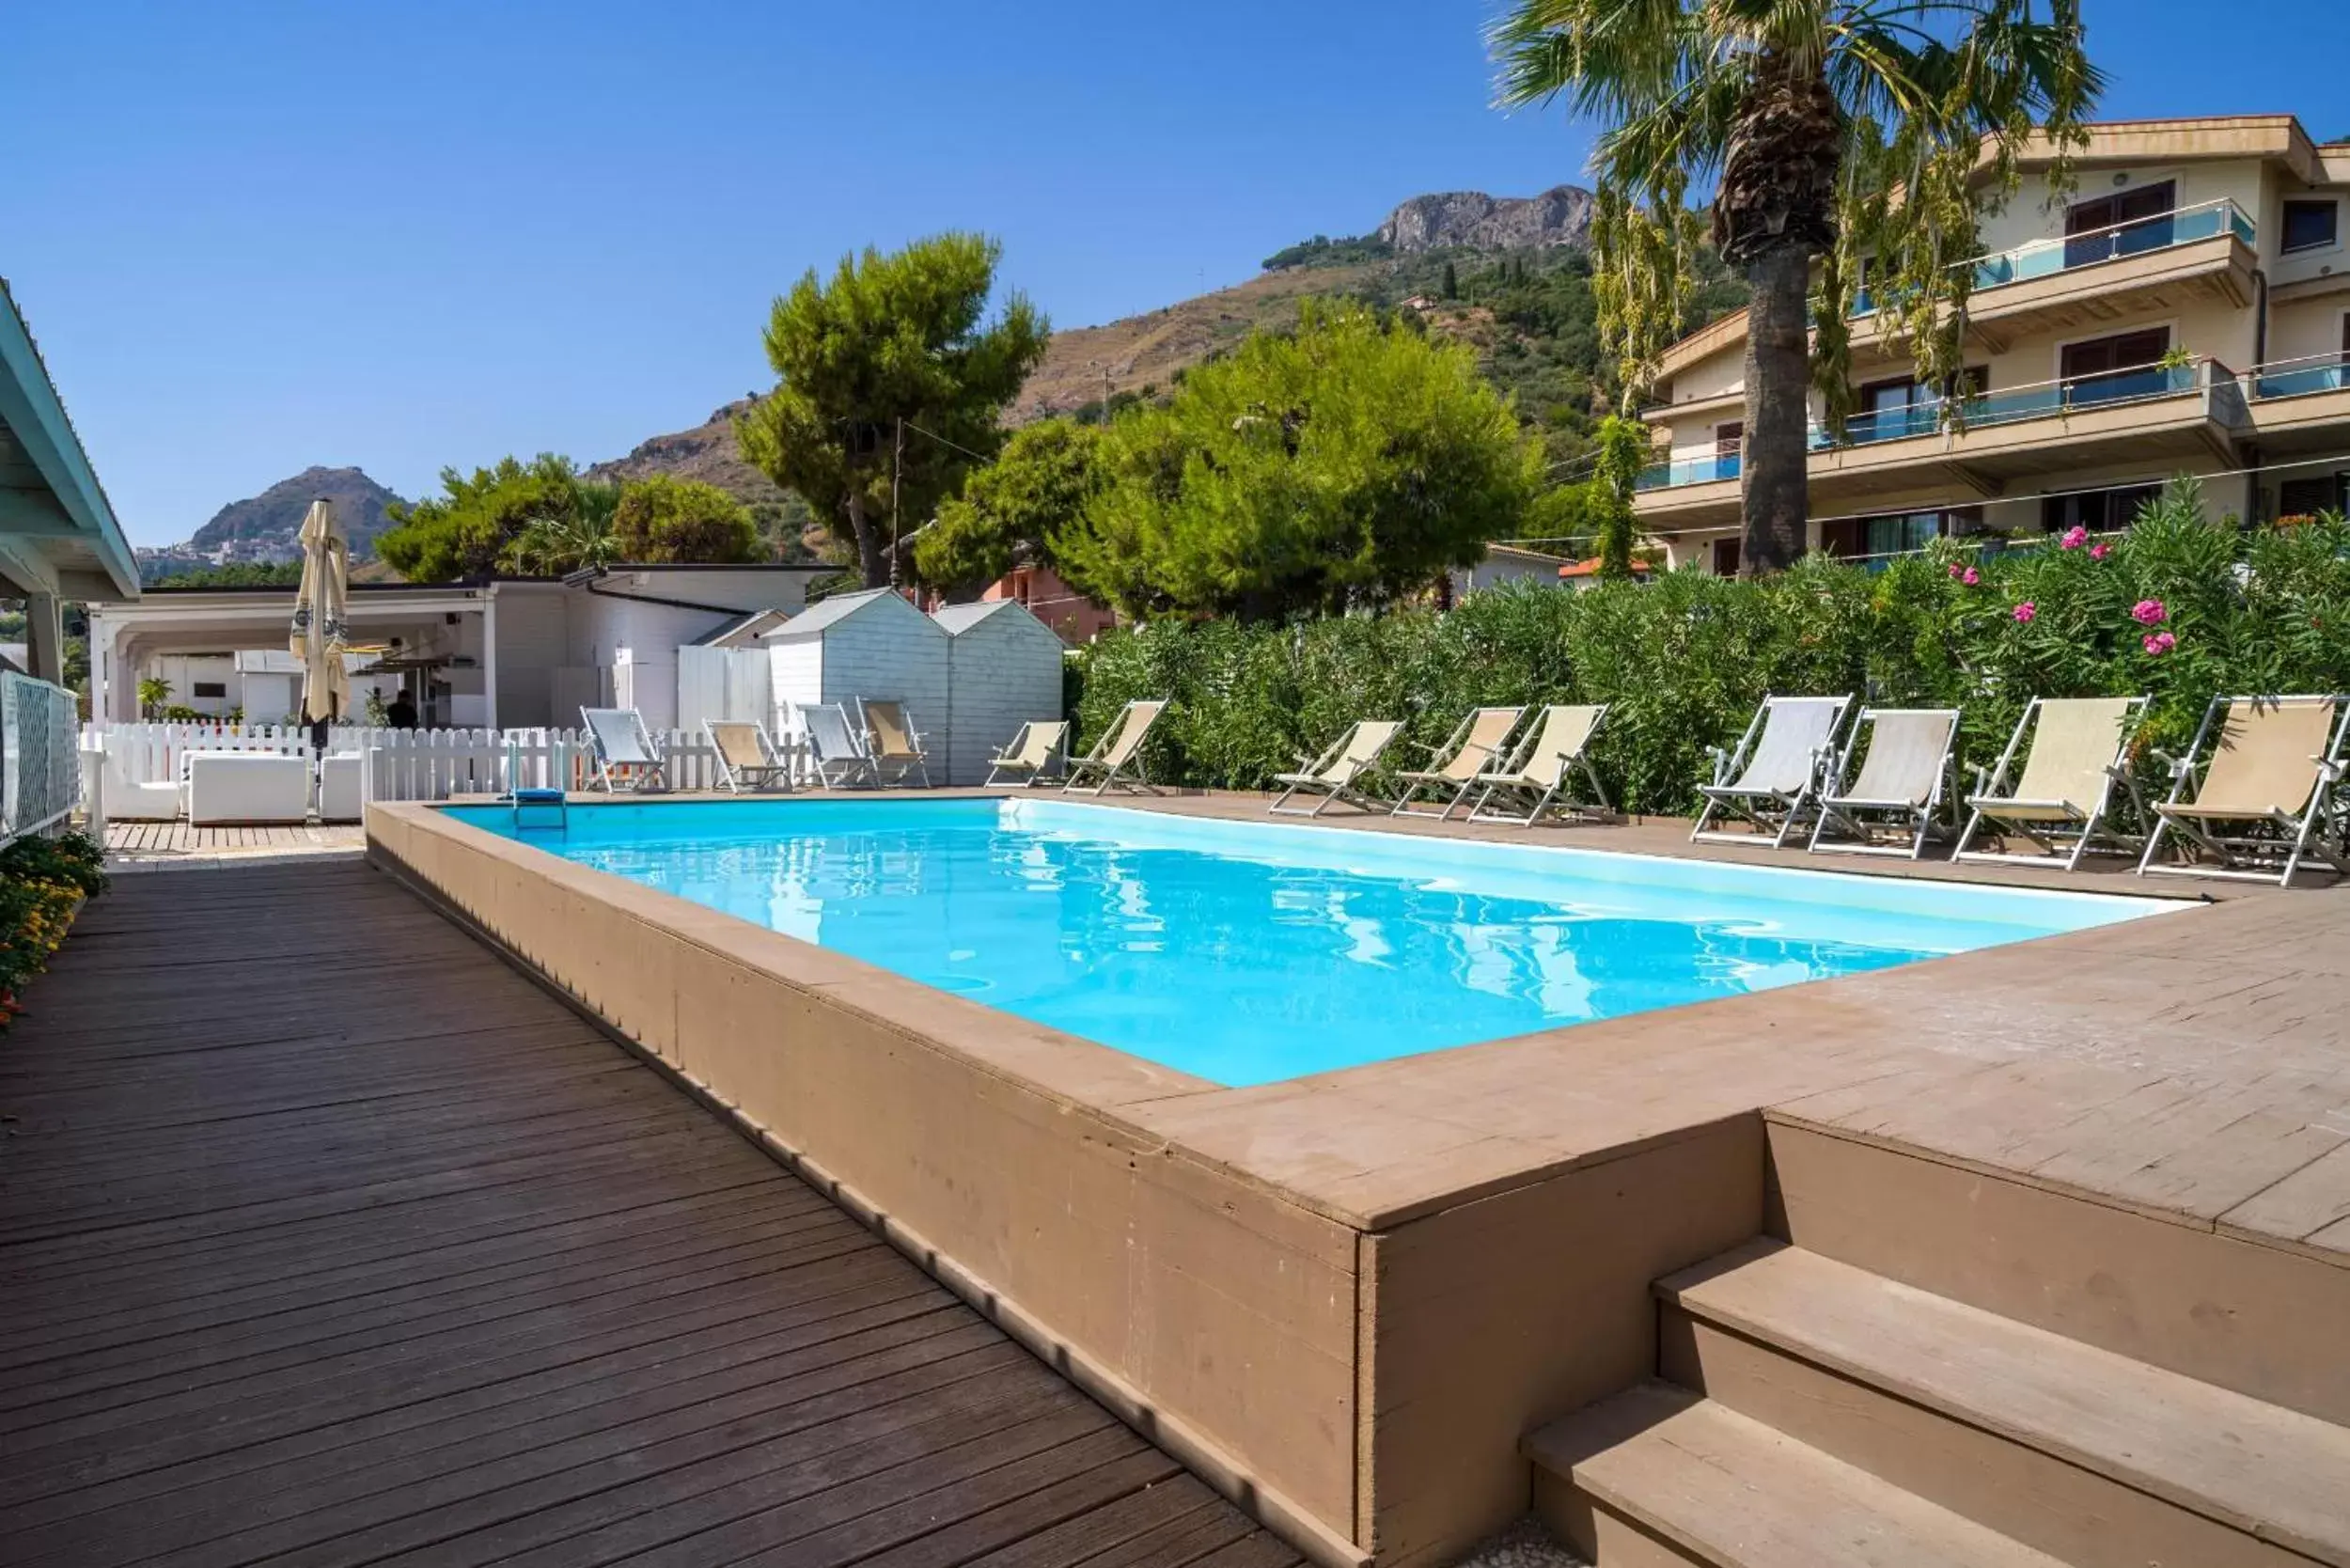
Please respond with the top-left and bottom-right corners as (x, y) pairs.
(366, 801), (1773, 1568)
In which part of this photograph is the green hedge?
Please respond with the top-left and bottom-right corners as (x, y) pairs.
(1068, 487), (2350, 817)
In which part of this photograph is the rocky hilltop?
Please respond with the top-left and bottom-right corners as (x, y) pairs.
(583, 399), (792, 508)
(141, 465), (407, 579)
(1376, 185), (1596, 253)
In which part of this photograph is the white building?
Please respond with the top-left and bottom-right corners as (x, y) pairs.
(931, 599), (1066, 785)
(88, 565), (829, 729)
(761, 588), (950, 752)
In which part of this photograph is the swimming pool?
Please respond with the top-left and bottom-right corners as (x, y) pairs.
(448, 797), (2174, 1086)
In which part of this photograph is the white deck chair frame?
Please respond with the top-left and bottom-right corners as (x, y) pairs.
(1807, 706), (1962, 859)
(1065, 700), (1166, 795)
(2138, 694), (2350, 886)
(984, 720), (1071, 788)
(799, 702), (879, 789)
(703, 719), (793, 793)
(1467, 704), (1615, 826)
(1389, 707), (1525, 820)
(1270, 720), (1402, 817)
(1953, 695), (2150, 870)
(857, 698), (932, 788)
(580, 707), (668, 793)
(1690, 694), (1854, 848)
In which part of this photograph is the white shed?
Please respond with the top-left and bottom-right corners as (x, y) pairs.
(932, 599), (1067, 785)
(760, 588), (950, 767)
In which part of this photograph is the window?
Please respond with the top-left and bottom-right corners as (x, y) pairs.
(1713, 421), (1743, 457)
(2043, 482), (2162, 534)
(192, 682), (227, 699)
(2060, 328), (2172, 405)
(2282, 199), (2340, 255)
(1711, 538), (1742, 576)
(2064, 181), (2176, 266)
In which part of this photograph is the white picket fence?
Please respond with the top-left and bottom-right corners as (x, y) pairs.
(83, 721), (765, 805)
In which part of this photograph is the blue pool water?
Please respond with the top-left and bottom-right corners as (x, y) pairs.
(447, 798), (2173, 1086)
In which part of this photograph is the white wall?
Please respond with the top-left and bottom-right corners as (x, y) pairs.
(937, 606), (1064, 785)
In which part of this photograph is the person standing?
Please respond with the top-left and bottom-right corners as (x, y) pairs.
(386, 688), (419, 729)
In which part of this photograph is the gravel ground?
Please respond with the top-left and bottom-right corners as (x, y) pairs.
(1449, 1515), (1588, 1568)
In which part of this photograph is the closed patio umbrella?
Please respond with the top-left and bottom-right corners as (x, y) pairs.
(290, 498), (351, 724)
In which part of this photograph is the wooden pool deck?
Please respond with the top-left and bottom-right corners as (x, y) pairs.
(0, 859), (1306, 1568)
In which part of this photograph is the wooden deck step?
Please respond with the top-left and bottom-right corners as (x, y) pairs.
(1525, 1381), (2065, 1568)
(1659, 1239), (2350, 1568)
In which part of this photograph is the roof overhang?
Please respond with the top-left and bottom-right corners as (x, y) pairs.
(0, 278), (139, 602)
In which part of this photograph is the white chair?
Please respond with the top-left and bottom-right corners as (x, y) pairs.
(100, 743), (181, 822)
(580, 707), (668, 792)
(800, 702), (879, 788)
(319, 752), (366, 823)
(183, 752), (311, 825)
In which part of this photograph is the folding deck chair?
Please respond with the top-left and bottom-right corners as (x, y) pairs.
(1270, 720), (1402, 817)
(859, 699), (932, 788)
(1808, 707), (1962, 858)
(2138, 694), (2350, 886)
(984, 720), (1071, 787)
(1468, 704), (1613, 826)
(799, 702), (879, 789)
(1691, 695), (1853, 847)
(703, 719), (793, 793)
(1389, 706), (1524, 820)
(579, 707), (668, 793)
(1954, 695), (2148, 870)
(1065, 699), (1167, 795)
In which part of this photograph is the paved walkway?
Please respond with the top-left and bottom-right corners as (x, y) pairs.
(0, 859), (1302, 1568)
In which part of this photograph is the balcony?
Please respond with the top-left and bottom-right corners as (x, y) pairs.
(2243, 353), (2350, 453)
(1832, 199), (2260, 364)
(1635, 358), (2251, 526)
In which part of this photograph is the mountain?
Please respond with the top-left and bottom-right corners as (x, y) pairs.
(1376, 186), (1596, 253)
(595, 183), (1738, 510)
(179, 465), (405, 564)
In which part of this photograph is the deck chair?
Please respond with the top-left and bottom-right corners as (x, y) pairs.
(859, 699), (932, 788)
(1469, 704), (1614, 826)
(984, 720), (1070, 787)
(1808, 707), (1962, 859)
(1270, 720), (1403, 817)
(580, 707), (667, 793)
(1065, 699), (1167, 795)
(704, 719), (792, 793)
(1955, 695), (2148, 870)
(2138, 695), (2350, 886)
(1389, 706), (1525, 819)
(1691, 695), (1853, 847)
(799, 702), (878, 789)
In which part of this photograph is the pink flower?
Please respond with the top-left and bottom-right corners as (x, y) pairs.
(2013, 601), (2036, 623)
(2089, 542), (2110, 561)
(1947, 563), (1963, 579)
(2132, 598), (2167, 626)
(2060, 525), (2089, 550)
(2142, 630), (2176, 655)
(1961, 566), (1981, 587)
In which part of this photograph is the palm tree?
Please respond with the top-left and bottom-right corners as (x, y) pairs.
(136, 675), (171, 719)
(1492, 1), (2101, 574)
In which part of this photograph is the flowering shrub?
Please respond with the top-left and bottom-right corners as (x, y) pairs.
(0, 831), (107, 1023)
(1070, 481), (2350, 816)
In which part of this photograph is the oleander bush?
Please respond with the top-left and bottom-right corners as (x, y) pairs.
(1069, 480), (2350, 816)
(0, 830), (108, 1023)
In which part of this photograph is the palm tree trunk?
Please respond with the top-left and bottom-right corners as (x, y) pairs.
(1740, 244), (1813, 573)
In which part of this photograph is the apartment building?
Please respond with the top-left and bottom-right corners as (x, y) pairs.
(1633, 115), (2350, 572)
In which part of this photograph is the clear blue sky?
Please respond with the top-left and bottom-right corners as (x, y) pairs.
(4, 0), (2344, 547)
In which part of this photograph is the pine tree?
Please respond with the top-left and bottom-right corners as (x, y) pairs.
(1441, 260), (1460, 300)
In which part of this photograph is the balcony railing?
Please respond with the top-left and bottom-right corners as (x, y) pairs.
(1632, 450), (1741, 491)
(1637, 361), (2218, 490)
(2248, 353), (2350, 400)
(1847, 199), (2255, 318)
